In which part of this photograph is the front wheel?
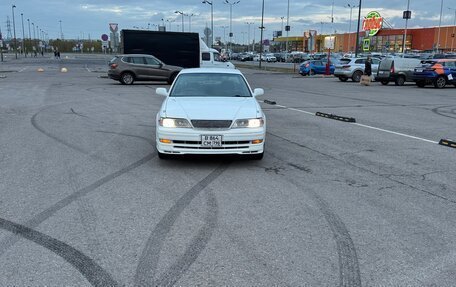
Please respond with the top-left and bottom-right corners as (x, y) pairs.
(352, 71), (363, 82)
(380, 80), (389, 85)
(434, 76), (447, 89)
(120, 72), (134, 85)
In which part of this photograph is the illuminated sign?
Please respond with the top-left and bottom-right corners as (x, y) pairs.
(363, 11), (383, 37)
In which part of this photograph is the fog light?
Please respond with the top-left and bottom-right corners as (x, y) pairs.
(159, 139), (172, 144)
(251, 139), (263, 144)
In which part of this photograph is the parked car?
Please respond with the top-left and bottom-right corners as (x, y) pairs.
(413, 59), (456, 88)
(155, 68), (266, 160)
(239, 53), (253, 61)
(108, 54), (182, 85)
(334, 57), (380, 82)
(265, 53), (277, 62)
(375, 58), (422, 86)
(299, 60), (335, 76)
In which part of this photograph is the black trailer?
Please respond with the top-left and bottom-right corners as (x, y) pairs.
(120, 30), (200, 68)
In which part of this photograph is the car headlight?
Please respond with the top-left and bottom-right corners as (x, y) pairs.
(233, 118), (264, 128)
(159, 118), (191, 128)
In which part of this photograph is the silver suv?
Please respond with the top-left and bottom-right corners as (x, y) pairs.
(108, 54), (183, 85)
(334, 57), (380, 82)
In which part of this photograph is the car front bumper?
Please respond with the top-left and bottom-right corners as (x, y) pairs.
(156, 126), (265, 155)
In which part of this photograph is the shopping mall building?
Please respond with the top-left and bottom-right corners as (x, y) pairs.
(273, 11), (456, 53)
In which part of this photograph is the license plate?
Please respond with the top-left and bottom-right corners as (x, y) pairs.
(201, 135), (222, 147)
(415, 69), (423, 72)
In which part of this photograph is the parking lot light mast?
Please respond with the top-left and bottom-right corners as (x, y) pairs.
(245, 22), (254, 52)
(21, 13), (26, 57)
(259, 0), (265, 68)
(225, 0), (240, 57)
(402, 0), (411, 54)
(27, 19), (31, 53)
(285, 0), (290, 59)
(12, 5), (17, 59)
(354, 0), (362, 57)
(450, 7), (456, 52)
(202, 1), (214, 48)
(175, 11), (185, 32)
(346, 3), (358, 52)
(437, 0), (444, 53)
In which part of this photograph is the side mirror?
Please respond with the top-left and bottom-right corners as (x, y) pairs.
(252, 88), (264, 97)
(156, 87), (169, 97)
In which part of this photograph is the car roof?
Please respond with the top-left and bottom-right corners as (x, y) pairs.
(179, 68), (243, 75)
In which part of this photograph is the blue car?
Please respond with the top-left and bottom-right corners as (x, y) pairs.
(299, 60), (335, 76)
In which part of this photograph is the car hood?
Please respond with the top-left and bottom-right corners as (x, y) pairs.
(163, 97), (260, 120)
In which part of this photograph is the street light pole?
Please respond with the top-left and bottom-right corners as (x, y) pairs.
(12, 5), (18, 59)
(437, 0), (444, 52)
(59, 20), (64, 39)
(202, 1), (214, 48)
(346, 4), (358, 52)
(31, 22), (35, 54)
(188, 14), (195, 32)
(245, 22), (254, 52)
(259, 0), (265, 68)
(402, 0), (411, 54)
(175, 11), (185, 32)
(225, 0), (240, 57)
(354, 0), (362, 57)
(21, 13), (26, 57)
(449, 7), (456, 52)
(221, 25), (228, 51)
(27, 19), (31, 53)
(285, 0), (290, 59)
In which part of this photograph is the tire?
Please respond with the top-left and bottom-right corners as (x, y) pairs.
(339, 77), (348, 82)
(157, 150), (171, 160)
(352, 71), (363, 82)
(416, 80), (426, 88)
(433, 76), (447, 89)
(167, 72), (178, 85)
(395, 76), (405, 86)
(120, 72), (134, 85)
(381, 80), (389, 85)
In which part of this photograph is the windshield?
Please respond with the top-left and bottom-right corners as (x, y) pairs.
(170, 73), (252, 97)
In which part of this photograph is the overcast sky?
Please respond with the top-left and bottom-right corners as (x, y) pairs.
(1, 0), (455, 42)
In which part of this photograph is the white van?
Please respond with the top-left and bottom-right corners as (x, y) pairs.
(200, 39), (235, 69)
(375, 58), (422, 86)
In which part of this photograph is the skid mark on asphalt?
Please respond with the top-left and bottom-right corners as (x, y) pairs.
(432, 105), (456, 120)
(154, 191), (219, 286)
(0, 217), (120, 287)
(31, 106), (90, 155)
(134, 163), (230, 286)
(266, 146), (361, 287)
(0, 153), (155, 259)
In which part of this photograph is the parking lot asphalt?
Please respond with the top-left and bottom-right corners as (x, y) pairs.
(1, 54), (456, 286)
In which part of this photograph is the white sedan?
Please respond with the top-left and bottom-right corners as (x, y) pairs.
(155, 68), (266, 160)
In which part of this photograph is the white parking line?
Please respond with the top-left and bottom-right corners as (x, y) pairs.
(85, 67), (92, 73)
(263, 102), (439, 145)
(18, 67), (28, 72)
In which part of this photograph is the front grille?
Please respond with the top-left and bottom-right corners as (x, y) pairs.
(191, 120), (232, 129)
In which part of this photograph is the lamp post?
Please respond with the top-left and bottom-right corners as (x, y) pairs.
(285, 0), (290, 60)
(345, 3), (358, 52)
(188, 13), (195, 32)
(245, 22), (254, 52)
(437, 0), (444, 52)
(175, 11), (185, 32)
(220, 25), (228, 51)
(225, 0), (240, 57)
(259, 0), (265, 68)
(166, 19), (176, 31)
(402, 0), (411, 54)
(27, 19), (31, 53)
(20, 13), (26, 57)
(12, 5), (18, 59)
(449, 7), (456, 52)
(31, 22), (35, 53)
(354, 0), (362, 57)
(59, 20), (64, 39)
(202, 0), (214, 48)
